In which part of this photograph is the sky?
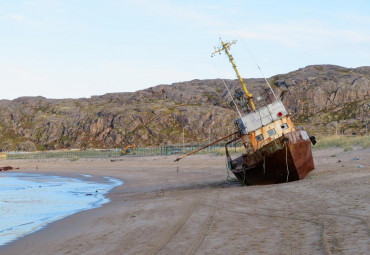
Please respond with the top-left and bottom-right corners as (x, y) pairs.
(0, 0), (369, 99)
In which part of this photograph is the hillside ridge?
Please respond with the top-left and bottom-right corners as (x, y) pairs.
(0, 64), (369, 151)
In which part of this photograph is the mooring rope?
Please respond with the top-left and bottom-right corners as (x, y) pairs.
(225, 158), (237, 182)
(212, 63), (243, 120)
(285, 140), (289, 182)
(242, 166), (247, 186)
(221, 78), (243, 120)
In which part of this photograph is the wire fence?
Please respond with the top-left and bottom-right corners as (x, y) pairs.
(4, 134), (365, 160)
(1, 144), (231, 160)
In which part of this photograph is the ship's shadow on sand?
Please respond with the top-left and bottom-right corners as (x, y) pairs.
(114, 179), (241, 202)
(153, 179), (242, 196)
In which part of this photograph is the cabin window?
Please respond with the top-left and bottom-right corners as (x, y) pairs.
(256, 134), (264, 142)
(267, 128), (276, 136)
(281, 123), (289, 130)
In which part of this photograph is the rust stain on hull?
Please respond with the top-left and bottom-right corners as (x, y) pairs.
(229, 130), (314, 185)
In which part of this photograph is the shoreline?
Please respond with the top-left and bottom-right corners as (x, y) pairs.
(0, 150), (369, 254)
(0, 171), (124, 248)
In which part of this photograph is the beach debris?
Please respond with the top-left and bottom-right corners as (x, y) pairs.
(357, 165), (364, 168)
(111, 158), (124, 162)
(350, 158), (362, 161)
(156, 188), (164, 196)
(337, 160), (342, 163)
(331, 154), (336, 157)
(0, 166), (19, 171)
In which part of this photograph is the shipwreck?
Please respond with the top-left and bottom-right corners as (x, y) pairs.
(175, 39), (316, 185)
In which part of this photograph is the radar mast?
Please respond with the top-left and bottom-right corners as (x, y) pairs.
(212, 39), (256, 111)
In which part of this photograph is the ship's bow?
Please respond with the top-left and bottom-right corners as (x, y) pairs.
(229, 129), (315, 185)
(285, 130), (314, 180)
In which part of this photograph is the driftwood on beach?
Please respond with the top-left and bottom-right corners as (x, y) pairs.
(0, 166), (19, 171)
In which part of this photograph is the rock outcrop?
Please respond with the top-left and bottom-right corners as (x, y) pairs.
(0, 65), (369, 151)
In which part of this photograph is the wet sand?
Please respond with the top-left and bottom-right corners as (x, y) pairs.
(0, 148), (369, 255)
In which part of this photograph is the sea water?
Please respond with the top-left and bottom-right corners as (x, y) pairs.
(0, 172), (123, 246)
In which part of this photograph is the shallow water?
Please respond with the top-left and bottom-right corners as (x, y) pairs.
(0, 172), (123, 246)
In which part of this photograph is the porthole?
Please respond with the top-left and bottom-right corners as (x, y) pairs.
(267, 128), (276, 136)
(281, 123), (289, 130)
(256, 134), (264, 142)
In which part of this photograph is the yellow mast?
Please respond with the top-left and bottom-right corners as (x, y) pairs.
(212, 39), (256, 111)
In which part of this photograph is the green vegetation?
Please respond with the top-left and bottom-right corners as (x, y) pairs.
(294, 99), (368, 135)
(37, 144), (46, 151)
(202, 92), (218, 101)
(343, 146), (353, 152)
(70, 155), (80, 161)
(337, 69), (353, 74)
(212, 145), (245, 156)
(268, 76), (279, 88)
(313, 135), (370, 150)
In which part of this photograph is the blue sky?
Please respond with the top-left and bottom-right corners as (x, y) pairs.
(0, 0), (369, 99)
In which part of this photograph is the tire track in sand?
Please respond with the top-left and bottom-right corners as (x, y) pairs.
(185, 190), (221, 255)
(207, 199), (367, 254)
(146, 195), (202, 255)
(218, 198), (370, 235)
(321, 221), (345, 255)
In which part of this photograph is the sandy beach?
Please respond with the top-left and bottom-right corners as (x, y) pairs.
(0, 148), (369, 255)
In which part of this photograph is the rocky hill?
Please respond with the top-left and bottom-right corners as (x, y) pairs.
(0, 65), (369, 151)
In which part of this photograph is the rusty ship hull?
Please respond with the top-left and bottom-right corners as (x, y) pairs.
(175, 39), (315, 186)
(227, 130), (314, 185)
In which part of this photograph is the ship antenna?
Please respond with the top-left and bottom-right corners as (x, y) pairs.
(212, 38), (256, 111)
(230, 27), (279, 101)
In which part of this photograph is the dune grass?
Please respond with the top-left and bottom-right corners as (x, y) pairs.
(212, 146), (246, 156)
(313, 135), (370, 150)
